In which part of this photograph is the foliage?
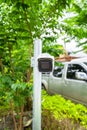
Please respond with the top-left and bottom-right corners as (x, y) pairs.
(0, 0), (72, 40)
(60, 0), (87, 52)
(0, 73), (33, 129)
(43, 43), (64, 57)
(42, 91), (87, 129)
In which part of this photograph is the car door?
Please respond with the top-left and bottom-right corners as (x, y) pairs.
(63, 63), (87, 104)
(48, 65), (64, 95)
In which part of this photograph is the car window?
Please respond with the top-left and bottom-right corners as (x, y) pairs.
(53, 65), (64, 78)
(66, 64), (87, 80)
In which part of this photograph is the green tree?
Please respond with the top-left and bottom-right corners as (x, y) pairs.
(60, 0), (87, 52)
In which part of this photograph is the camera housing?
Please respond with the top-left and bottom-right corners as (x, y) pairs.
(38, 53), (54, 72)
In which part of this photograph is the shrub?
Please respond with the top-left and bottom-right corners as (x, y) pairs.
(42, 91), (87, 130)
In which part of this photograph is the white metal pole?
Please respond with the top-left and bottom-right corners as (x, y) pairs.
(33, 39), (42, 130)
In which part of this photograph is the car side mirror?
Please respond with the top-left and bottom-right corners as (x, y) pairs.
(75, 72), (87, 81)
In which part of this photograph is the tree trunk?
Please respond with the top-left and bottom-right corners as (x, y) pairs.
(18, 106), (24, 130)
(10, 101), (17, 130)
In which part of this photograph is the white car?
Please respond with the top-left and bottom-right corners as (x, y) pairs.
(42, 57), (87, 106)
